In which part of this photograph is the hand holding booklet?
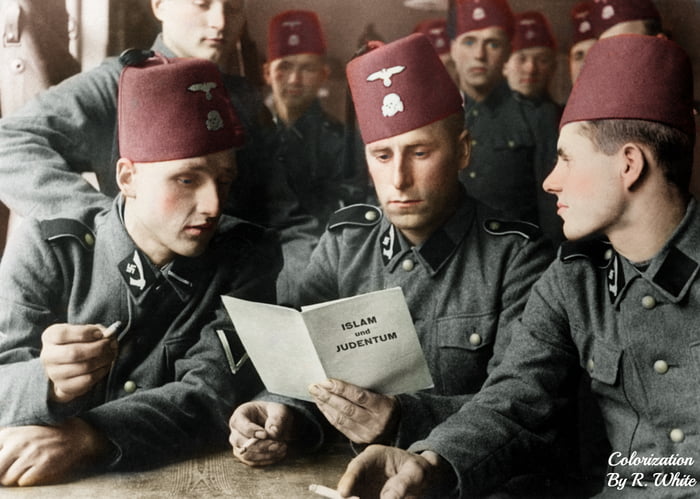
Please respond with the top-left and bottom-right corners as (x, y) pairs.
(221, 287), (433, 401)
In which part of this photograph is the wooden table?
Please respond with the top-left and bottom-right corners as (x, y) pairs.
(4, 443), (355, 498)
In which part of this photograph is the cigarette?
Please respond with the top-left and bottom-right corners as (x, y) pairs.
(239, 437), (258, 454)
(308, 484), (342, 499)
(102, 320), (122, 339)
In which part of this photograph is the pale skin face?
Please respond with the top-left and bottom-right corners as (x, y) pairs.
(503, 46), (557, 98)
(365, 117), (471, 246)
(451, 26), (511, 101)
(151, 0), (245, 66)
(263, 53), (329, 125)
(543, 122), (627, 241)
(569, 38), (596, 84)
(117, 149), (236, 267)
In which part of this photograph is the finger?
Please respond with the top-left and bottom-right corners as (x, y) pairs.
(229, 405), (268, 439)
(381, 458), (429, 499)
(337, 452), (377, 498)
(50, 366), (112, 400)
(233, 439), (287, 466)
(43, 338), (117, 366)
(0, 453), (31, 487)
(262, 403), (291, 439)
(321, 379), (371, 406)
(42, 323), (105, 346)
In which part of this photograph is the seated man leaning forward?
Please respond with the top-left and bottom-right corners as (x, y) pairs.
(229, 33), (552, 469)
(0, 55), (281, 486)
(335, 35), (699, 498)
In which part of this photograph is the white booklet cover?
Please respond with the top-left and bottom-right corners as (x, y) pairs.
(221, 287), (434, 401)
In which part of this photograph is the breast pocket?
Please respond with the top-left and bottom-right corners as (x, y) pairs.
(587, 337), (622, 387)
(435, 314), (498, 395)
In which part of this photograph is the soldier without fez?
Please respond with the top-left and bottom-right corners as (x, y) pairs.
(0, 57), (281, 486)
(337, 35), (698, 499)
(229, 34), (552, 468)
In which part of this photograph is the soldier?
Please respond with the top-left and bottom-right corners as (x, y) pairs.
(336, 34), (698, 498)
(590, 0), (663, 39)
(450, 0), (562, 246)
(568, 1), (595, 85)
(503, 11), (558, 102)
(228, 34), (553, 485)
(263, 10), (348, 234)
(413, 18), (458, 84)
(0, 0), (81, 254)
(0, 0), (315, 303)
(0, 55), (281, 486)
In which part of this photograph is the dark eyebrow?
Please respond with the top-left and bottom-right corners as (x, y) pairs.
(557, 147), (567, 158)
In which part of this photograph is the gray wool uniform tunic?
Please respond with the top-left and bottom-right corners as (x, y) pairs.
(410, 199), (700, 498)
(0, 198), (281, 470)
(289, 193), (553, 448)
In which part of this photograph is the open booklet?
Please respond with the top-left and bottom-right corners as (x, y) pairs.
(221, 287), (433, 401)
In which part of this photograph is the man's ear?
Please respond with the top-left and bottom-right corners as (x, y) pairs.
(620, 143), (647, 191)
(116, 158), (137, 198)
(262, 62), (272, 85)
(457, 129), (472, 172)
(321, 63), (331, 82)
(151, 0), (165, 22)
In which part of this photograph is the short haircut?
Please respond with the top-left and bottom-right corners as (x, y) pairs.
(578, 119), (694, 191)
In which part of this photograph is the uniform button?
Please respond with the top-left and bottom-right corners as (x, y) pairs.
(364, 210), (378, 222)
(507, 140), (515, 148)
(653, 360), (669, 374)
(641, 295), (657, 309)
(469, 171), (477, 179)
(670, 428), (685, 443)
(11, 58), (25, 73)
(402, 259), (415, 272)
(124, 380), (137, 393)
(84, 233), (95, 247)
(469, 333), (482, 346)
(604, 249), (614, 261)
(471, 109), (479, 117)
(587, 358), (595, 372)
(470, 139), (478, 147)
(489, 221), (501, 231)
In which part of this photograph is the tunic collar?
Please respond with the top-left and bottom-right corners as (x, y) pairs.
(463, 79), (512, 118)
(380, 192), (475, 276)
(108, 196), (206, 303)
(611, 199), (700, 306)
(273, 99), (324, 139)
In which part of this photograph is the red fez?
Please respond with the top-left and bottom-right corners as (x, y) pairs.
(571, 1), (595, 44)
(267, 10), (326, 61)
(347, 33), (463, 145)
(590, 0), (660, 38)
(414, 18), (450, 55)
(511, 11), (556, 52)
(454, 0), (515, 40)
(118, 55), (244, 162)
(561, 35), (695, 138)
